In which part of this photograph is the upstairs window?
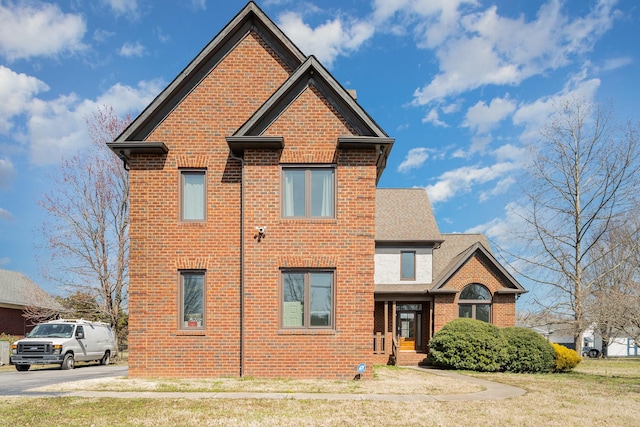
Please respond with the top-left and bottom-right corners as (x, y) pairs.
(282, 167), (334, 218)
(401, 251), (416, 280)
(458, 283), (491, 322)
(181, 170), (206, 221)
(282, 271), (334, 329)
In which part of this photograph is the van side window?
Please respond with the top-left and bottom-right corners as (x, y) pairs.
(76, 326), (84, 338)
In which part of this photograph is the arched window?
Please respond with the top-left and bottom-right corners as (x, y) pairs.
(458, 283), (491, 322)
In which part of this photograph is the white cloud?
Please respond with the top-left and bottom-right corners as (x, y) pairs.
(0, 1), (87, 61)
(24, 80), (164, 166)
(0, 256), (10, 264)
(190, 0), (206, 10)
(478, 176), (515, 202)
(0, 157), (16, 189)
(0, 66), (49, 134)
(422, 108), (448, 127)
(513, 77), (600, 142)
(0, 207), (12, 220)
(465, 201), (528, 250)
(412, 0), (617, 105)
(601, 56), (632, 71)
(424, 161), (518, 204)
(463, 96), (516, 134)
(119, 41), (146, 58)
(397, 147), (431, 172)
(101, 0), (139, 19)
(277, 11), (374, 67)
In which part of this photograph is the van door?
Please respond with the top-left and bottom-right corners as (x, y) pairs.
(75, 326), (89, 361)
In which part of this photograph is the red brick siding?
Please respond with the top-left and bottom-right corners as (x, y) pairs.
(432, 254), (516, 333)
(127, 31), (377, 379)
(0, 307), (32, 337)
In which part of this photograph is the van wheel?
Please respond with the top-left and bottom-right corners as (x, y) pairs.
(15, 364), (30, 372)
(100, 351), (111, 365)
(61, 354), (75, 370)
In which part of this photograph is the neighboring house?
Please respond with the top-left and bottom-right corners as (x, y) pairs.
(108, 1), (525, 379)
(532, 322), (639, 357)
(0, 269), (61, 337)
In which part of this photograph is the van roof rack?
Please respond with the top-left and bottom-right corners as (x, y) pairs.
(47, 318), (110, 326)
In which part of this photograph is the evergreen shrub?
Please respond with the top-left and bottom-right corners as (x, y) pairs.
(428, 318), (507, 372)
(552, 343), (582, 372)
(501, 326), (556, 373)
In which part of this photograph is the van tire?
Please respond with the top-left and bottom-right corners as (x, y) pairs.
(15, 364), (30, 372)
(61, 354), (75, 370)
(100, 351), (111, 365)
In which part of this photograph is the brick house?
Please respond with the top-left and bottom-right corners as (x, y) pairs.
(108, 1), (525, 379)
(0, 269), (62, 337)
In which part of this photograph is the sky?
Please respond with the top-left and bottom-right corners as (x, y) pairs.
(0, 0), (638, 308)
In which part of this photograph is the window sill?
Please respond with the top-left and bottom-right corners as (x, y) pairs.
(278, 329), (336, 336)
(176, 330), (206, 336)
(280, 218), (337, 223)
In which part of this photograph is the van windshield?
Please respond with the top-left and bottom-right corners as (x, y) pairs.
(27, 324), (74, 338)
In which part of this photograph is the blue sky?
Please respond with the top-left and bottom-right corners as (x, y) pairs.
(0, 0), (638, 306)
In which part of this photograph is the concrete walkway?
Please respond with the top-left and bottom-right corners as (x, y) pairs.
(58, 367), (526, 402)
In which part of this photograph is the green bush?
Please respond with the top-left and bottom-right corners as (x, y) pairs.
(501, 327), (556, 373)
(552, 343), (582, 372)
(428, 318), (507, 372)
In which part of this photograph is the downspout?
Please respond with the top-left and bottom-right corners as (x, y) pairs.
(229, 150), (245, 377)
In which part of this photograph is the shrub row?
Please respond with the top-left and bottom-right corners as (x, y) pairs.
(427, 318), (580, 373)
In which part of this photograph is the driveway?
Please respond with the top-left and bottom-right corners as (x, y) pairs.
(0, 364), (128, 396)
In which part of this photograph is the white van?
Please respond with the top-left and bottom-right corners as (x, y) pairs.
(10, 319), (116, 371)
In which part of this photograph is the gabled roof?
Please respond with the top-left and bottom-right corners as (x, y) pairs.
(0, 269), (62, 310)
(375, 188), (442, 243)
(112, 1), (306, 144)
(228, 55), (394, 181)
(430, 236), (526, 294)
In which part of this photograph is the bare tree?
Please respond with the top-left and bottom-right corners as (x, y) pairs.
(586, 216), (640, 356)
(511, 97), (640, 350)
(38, 106), (130, 352)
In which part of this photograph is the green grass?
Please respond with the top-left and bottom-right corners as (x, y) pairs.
(1, 359), (639, 426)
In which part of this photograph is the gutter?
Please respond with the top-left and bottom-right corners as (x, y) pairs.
(229, 150), (245, 377)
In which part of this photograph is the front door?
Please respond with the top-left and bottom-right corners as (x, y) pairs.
(397, 304), (422, 351)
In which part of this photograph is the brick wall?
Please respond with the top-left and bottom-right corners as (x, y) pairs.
(127, 31), (377, 379)
(0, 307), (30, 337)
(432, 253), (516, 333)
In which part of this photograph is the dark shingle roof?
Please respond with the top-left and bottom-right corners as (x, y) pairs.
(375, 188), (442, 242)
(0, 269), (61, 309)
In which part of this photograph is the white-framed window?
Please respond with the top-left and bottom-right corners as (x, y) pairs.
(180, 170), (206, 221)
(282, 270), (334, 329)
(400, 251), (416, 280)
(282, 167), (335, 218)
(180, 271), (205, 329)
(458, 283), (491, 323)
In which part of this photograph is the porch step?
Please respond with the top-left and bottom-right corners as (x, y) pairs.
(396, 351), (428, 366)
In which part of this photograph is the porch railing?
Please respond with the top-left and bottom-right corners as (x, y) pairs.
(373, 332), (386, 354)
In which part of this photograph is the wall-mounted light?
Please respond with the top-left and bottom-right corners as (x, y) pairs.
(254, 226), (266, 242)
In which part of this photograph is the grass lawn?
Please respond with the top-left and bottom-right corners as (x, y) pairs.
(1, 358), (639, 426)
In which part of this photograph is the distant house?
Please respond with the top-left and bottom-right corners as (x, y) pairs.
(108, 1), (526, 379)
(526, 321), (639, 357)
(0, 269), (62, 337)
